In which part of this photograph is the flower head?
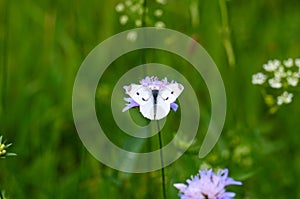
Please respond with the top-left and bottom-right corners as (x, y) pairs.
(295, 58), (300, 67)
(174, 168), (242, 199)
(287, 73), (299, 86)
(263, 59), (280, 72)
(252, 58), (300, 109)
(120, 15), (129, 25)
(283, 58), (293, 68)
(155, 21), (166, 28)
(156, 0), (167, 5)
(268, 77), (282, 88)
(115, 3), (125, 12)
(0, 135), (16, 158)
(139, 76), (170, 89)
(252, 72), (267, 85)
(115, 0), (167, 29)
(126, 30), (138, 42)
(277, 91), (293, 105)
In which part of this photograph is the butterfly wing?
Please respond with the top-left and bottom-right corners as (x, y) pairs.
(159, 83), (184, 103)
(125, 84), (152, 106)
(125, 84), (156, 119)
(148, 83), (184, 120)
(154, 96), (171, 120)
(139, 99), (156, 120)
(139, 96), (170, 120)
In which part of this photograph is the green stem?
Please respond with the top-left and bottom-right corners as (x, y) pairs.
(141, 0), (147, 68)
(219, 0), (236, 68)
(142, 0), (147, 27)
(157, 120), (167, 199)
(140, 1), (155, 198)
(189, 0), (200, 30)
(0, 0), (8, 115)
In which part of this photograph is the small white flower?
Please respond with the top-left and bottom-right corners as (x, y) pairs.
(287, 73), (299, 86)
(283, 58), (293, 68)
(130, 4), (139, 12)
(293, 72), (300, 78)
(115, 3), (125, 12)
(295, 58), (300, 67)
(268, 77), (282, 88)
(125, 0), (133, 7)
(135, 19), (142, 27)
(127, 31), (138, 42)
(263, 64), (275, 71)
(263, 60), (280, 72)
(155, 21), (165, 28)
(156, 0), (167, 5)
(274, 66), (286, 78)
(286, 70), (292, 76)
(120, 15), (129, 25)
(273, 59), (281, 67)
(138, 8), (144, 15)
(277, 91), (293, 105)
(154, 9), (163, 17)
(252, 73), (267, 85)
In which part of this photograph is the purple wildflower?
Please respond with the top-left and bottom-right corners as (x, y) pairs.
(122, 76), (179, 112)
(174, 168), (242, 199)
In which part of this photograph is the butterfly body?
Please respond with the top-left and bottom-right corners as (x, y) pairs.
(125, 83), (184, 120)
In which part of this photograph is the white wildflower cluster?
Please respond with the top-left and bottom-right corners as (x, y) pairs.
(0, 142), (7, 156)
(0, 135), (16, 158)
(115, 0), (167, 27)
(252, 58), (300, 106)
(115, 0), (167, 41)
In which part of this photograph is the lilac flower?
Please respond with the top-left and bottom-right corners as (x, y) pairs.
(122, 76), (179, 112)
(174, 168), (242, 199)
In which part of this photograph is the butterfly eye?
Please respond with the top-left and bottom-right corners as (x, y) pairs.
(136, 92), (140, 95)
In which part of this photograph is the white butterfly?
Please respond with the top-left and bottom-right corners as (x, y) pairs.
(125, 83), (184, 120)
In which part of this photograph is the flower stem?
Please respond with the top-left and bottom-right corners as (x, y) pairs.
(140, 1), (154, 196)
(142, 0), (147, 27)
(0, 0), (8, 115)
(219, 0), (235, 68)
(156, 120), (167, 199)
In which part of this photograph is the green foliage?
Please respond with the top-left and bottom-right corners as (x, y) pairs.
(1, 0), (300, 198)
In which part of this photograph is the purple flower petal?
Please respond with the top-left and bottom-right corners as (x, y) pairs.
(173, 183), (187, 193)
(174, 168), (242, 199)
(170, 102), (179, 111)
(122, 97), (139, 112)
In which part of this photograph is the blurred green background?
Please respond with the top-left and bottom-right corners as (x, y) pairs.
(1, 0), (300, 198)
